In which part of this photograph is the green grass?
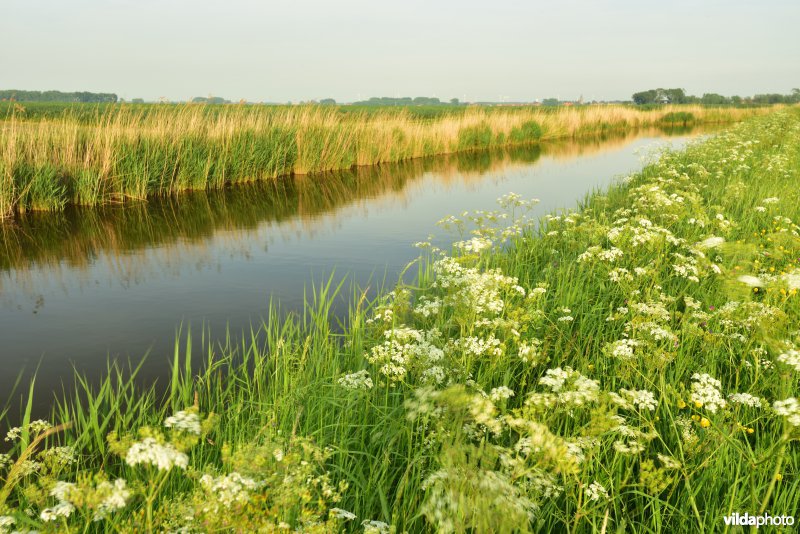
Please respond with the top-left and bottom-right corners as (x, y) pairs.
(1, 110), (800, 532)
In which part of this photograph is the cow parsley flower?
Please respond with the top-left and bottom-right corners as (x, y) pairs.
(610, 389), (658, 411)
(690, 373), (727, 413)
(200, 472), (261, 510)
(697, 236), (725, 249)
(489, 386), (515, 402)
(728, 393), (763, 408)
(330, 508), (357, 521)
(164, 410), (201, 435)
(93, 479), (131, 521)
(585, 481), (609, 502)
(337, 370), (374, 391)
(737, 275), (764, 288)
(773, 398), (800, 427)
(125, 437), (188, 471)
(777, 349), (800, 372)
(362, 519), (392, 534)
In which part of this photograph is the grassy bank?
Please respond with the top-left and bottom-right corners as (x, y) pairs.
(0, 103), (771, 218)
(2, 110), (800, 532)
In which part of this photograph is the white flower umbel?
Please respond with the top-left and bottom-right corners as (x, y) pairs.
(200, 471), (261, 510)
(610, 389), (658, 411)
(696, 236), (725, 249)
(737, 275), (764, 288)
(585, 481), (609, 502)
(125, 437), (189, 471)
(777, 349), (800, 372)
(773, 398), (800, 427)
(489, 386), (515, 402)
(329, 508), (357, 521)
(337, 370), (374, 391)
(163, 410), (201, 435)
(362, 519), (392, 534)
(727, 393), (764, 408)
(94, 479), (131, 521)
(690, 373), (727, 413)
(40, 481), (77, 522)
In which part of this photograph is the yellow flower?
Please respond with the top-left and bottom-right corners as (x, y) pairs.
(700, 417), (711, 428)
(775, 473), (783, 481)
(747, 427), (754, 434)
(691, 414), (701, 422)
(753, 287), (759, 293)
(694, 401), (703, 408)
(678, 400), (687, 409)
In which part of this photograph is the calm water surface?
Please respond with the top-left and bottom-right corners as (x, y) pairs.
(0, 127), (719, 413)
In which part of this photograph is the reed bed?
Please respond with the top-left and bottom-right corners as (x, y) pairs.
(0, 104), (771, 218)
(1, 110), (799, 532)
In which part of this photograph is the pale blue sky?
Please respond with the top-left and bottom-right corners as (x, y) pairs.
(2, 0), (798, 102)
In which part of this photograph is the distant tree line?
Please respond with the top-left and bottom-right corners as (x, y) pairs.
(632, 88), (800, 105)
(191, 96), (231, 104)
(0, 89), (118, 103)
(352, 96), (461, 106)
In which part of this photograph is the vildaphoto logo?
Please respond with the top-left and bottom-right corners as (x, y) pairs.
(723, 513), (795, 528)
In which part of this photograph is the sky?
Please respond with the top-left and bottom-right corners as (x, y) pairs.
(2, 0), (798, 103)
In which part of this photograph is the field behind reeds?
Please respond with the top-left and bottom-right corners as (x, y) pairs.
(0, 103), (772, 217)
(1, 109), (799, 532)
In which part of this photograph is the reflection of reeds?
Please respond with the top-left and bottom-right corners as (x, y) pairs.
(0, 126), (711, 281)
(0, 104), (771, 216)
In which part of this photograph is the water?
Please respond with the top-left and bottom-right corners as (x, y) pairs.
(0, 126), (718, 413)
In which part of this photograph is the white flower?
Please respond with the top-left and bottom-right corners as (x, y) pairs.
(164, 410), (201, 435)
(737, 275), (764, 288)
(773, 398), (800, 427)
(777, 349), (800, 372)
(330, 508), (357, 521)
(762, 197), (780, 204)
(94, 479), (131, 521)
(41, 501), (75, 522)
(200, 472), (261, 510)
(337, 370), (374, 391)
(783, 273), (800, 291)
(30, 420), (53, 434)
(4, 427), (21, 442)
(585, 481), (609, 502)
(728, 393), (763, 408)
(610, 389), (658, 411)
(690, 373), (727, 413)
(489, 386), (515, 402)
(697, 236), (725, 249)
(454, 237), (493, 254)
(754, 206), (767, 212)
(362, 519), (392, 534)
(607, 339), (639, 360)
(125, 438), (188, 471)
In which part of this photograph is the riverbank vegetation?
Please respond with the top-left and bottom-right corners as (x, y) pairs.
(1, 109), (798, 532)
(0, 103), (773, 218)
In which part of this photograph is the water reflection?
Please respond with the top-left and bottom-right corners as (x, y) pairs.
(0, 124), (721, 413)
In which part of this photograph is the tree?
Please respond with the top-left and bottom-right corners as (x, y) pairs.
(450, 98), (460, 105)
(700, 93), (729, 105)
(632, 90), (658, 105)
